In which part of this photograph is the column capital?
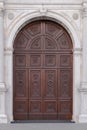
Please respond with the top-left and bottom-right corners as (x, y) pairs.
(0, 1), (4, 17)
(79, 82), (87, 90)
(73, 48), (82, 56)
(0, 1), (4, 9)
(0, 83), (7, 92)
(83, 1), (87, 17)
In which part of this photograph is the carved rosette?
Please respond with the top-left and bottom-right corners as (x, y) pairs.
(8, 13), (14, 20)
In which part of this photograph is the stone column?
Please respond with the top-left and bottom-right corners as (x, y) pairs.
(0, 3), (7, 123)
(79, 1), (87, 122)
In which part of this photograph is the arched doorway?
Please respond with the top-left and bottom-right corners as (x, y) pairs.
(13, 20), (73, 120)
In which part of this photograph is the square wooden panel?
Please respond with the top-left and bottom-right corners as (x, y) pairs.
(15, 55), (26, 67)
(59, 54), (72, 68)
(43, 101), (57, 113)
(30, 54), (41, 67)
(58, 100), (72, 114)
(44, 54), (57, 67)
(14, 100), (28, 113)
(29, 101), (42, 113)
(13, 100), (28, 120)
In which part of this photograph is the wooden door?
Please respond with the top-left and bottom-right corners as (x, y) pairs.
(13, 20), (73, 120)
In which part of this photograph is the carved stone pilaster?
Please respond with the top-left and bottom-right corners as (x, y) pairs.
(0, 1), (7, 123)
(73, 48), (82, 56)
(79, 1), (87, 123)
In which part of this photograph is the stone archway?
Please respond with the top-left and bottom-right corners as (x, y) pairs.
(5, 11), (81, 123)
(13, 20), (73, 120)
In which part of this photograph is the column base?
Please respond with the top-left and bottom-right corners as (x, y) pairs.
(0, 83), (8, 123)
(0, 114), (7, 123)
(79, 114), (87, 123)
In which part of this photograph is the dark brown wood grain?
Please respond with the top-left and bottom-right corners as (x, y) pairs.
(13, 20), (73, 120)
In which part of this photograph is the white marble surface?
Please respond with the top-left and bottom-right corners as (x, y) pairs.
(6, 0), (83, 4)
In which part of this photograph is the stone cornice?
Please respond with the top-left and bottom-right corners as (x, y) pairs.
(78, 82), (87, 92)
(78, 88), (87, 92)
(4, 3), (82, 10)
(79, 82), (87, 92)
(0, 1), (4, 16)
(83, 0), (87, 3)
(0, 1), (4, 9)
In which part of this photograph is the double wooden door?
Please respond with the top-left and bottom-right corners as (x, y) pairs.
(13, 20), (73, 120)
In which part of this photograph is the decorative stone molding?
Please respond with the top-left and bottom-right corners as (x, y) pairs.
(39, 4), (48, 15)
(0, 9), (3, 17)
(0, 83), (7, 92)
(0, 1), (4, 16)
(72, 13), (79, 20)
(73, 48), (82, 55)
(80, 82), (87, 89)
(83, 9), (87, 17)
(4, 47), (13, 52)
(39, 8), (48, 15)
(8, 13), (14, 20)
(0, 82), (8, 123)
(0, 115), (7, 123)
(83, 2), (87, 17)
(79, 84), (87, 92)
(78, 0), (87, 123)
(4, 48), (13, 55)
(78, 82), (87, 122)
(79, 88), (87, 92)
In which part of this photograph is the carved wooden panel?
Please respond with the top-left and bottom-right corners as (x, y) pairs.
(44, 101), (57, 113)
(58, 100), (72, 120)
(14, 70), (28, 97)
(30, 101), (42, 113)
(57, 33), (71, 49)
(44, 70), (57, 99)
(58, 70), (72, 98)
(27, 23), (41, 36)
(59, 101), (71, 113)
(45, 37), (57, 50)
(13, 20), (73, 120)
(45, 55), (56, 67)
(14, 33), (28, 49)
(15, 55), (26, 67)
(30, 54), (41, 67)
(14, 100), (28, 113)
(45, 22), (61, 36)
(60, 54), (72, 67)
(29, 70), (41, 98)
(30, 37), (42, 50)
(13, 100), (28, 120)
